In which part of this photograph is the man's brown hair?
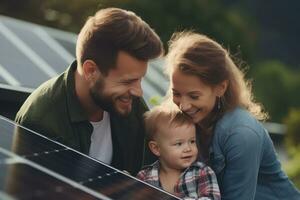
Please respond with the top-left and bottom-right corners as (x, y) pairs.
(76, 7), (163, 75)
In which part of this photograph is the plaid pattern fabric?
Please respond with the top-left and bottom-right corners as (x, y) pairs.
(137, 160), (220, 200)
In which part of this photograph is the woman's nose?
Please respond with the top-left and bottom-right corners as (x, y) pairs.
(179, 99), (191, 111)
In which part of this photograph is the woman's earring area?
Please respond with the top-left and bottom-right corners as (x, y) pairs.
(217, 96), (221, 110)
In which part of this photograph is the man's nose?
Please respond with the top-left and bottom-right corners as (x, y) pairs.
(129, 81), (143, 97)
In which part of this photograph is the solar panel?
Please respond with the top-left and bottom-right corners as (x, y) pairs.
(0, 115), (179, 200)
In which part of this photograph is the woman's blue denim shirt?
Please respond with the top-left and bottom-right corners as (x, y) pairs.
(209, 107), (300, 200)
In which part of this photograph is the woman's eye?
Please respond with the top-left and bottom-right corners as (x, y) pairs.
(173, 92), (180, 97)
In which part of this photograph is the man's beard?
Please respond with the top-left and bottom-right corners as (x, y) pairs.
(89, 79), (133, 116)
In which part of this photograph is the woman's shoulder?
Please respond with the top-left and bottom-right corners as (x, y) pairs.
(211, 108), (267, 163)
(217, 107), (259, 129)
(222, 106), (253, 121)
(214, 107), (266, 142)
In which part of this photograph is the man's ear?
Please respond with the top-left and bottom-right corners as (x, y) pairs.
(82, 60), (101, 81)
(148, 141), (160, 157)
(216, 80), (228, 96)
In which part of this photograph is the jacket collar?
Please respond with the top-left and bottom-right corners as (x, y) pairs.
(65, 61), (89, 123)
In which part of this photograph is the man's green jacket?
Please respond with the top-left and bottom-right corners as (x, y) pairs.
(15, 62), (154, 175)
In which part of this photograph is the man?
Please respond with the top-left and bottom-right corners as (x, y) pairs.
(15, 7), (163, 175)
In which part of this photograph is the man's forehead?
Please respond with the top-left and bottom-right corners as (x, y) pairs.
(106, 53), (148, 78)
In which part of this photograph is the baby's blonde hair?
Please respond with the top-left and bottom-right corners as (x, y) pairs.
(144, 104), (194, 141)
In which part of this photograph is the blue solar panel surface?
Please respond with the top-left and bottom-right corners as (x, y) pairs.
(0, 116), (179, 200)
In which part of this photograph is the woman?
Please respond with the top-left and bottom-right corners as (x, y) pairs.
(164, 31), (300, 200)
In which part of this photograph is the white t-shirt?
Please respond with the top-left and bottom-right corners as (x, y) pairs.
(88, 111), (113, 164)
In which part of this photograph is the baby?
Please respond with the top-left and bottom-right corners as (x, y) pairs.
(137, 105), (220, 200)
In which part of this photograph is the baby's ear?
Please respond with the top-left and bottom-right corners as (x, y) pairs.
(148, 141), (160, 157)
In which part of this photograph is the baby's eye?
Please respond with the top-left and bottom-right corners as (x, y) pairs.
(190, 139), (196, 144)
(175, 142), (182, 146)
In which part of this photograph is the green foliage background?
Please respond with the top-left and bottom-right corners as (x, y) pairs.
(284, 109), (300, 187)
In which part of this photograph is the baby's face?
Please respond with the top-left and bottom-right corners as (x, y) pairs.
(156, 123), (198, 170)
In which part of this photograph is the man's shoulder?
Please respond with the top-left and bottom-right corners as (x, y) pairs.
(15, 74), (66, 124)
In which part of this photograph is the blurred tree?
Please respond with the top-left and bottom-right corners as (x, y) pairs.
(0, 0), (100, 32)
(289, 76), (300, 109)
(40, 0), (102, 32)
(251, 61), (300, 122)
(149, 95), (162, 107)
(284, 155), (300, 188)
(0, 0), (43, 22)
(0, 0), (258, 62)
(99, 0), (257, 62)
(285, 108), (300, 153)
(284, 108), (300, 188)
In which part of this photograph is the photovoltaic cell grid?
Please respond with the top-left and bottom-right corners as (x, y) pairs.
(0, 115), (179, 200)
(0, 16), (73, 89)
(0, 15), (169, 106)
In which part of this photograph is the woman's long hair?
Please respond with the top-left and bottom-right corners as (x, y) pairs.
(164, 31), (267, 160)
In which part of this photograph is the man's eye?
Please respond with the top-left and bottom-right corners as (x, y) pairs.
(190, 96), (199, 100)
(122, 80), (134, 85)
